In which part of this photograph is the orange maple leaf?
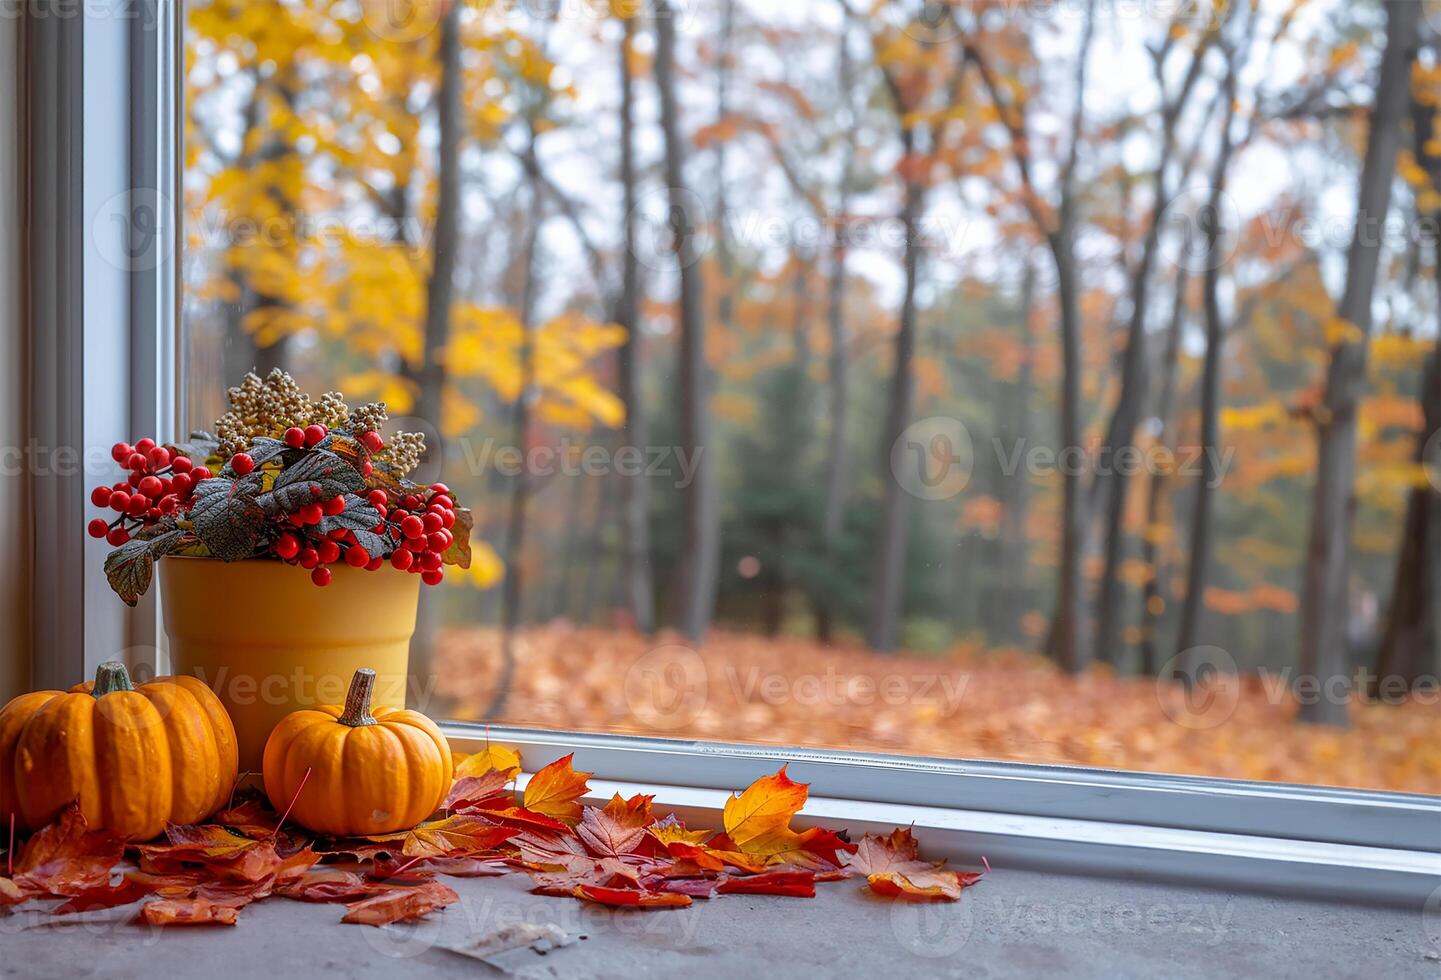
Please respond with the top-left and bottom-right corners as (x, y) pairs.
(341, 881), (459, 926)
(454, 743), (522, 780)
(722, 766), (809, 860)
(138, 895), (241, 927)
(443, 769), (513, 810)
(9, 804), (124, 899)
(571, 883), (692, 909)
(522, 754), (592, 826)
(576, 798), (650, 857)
(646, 813), (712, 848)
(365, 814), (517, 859)
(840, 828), (981, 902)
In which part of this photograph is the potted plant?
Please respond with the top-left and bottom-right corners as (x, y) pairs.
(84, 370), (473, 771)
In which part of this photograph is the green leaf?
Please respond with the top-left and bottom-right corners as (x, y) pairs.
(104, 529), (185, 606)
(318, 495), (391, 557)
(260, 450), (365, 513)
(351, 528), (389, 557)
(317, 495), (383, 535)
(443, 507), (474, 569)
(237, 437), (289, 470)
(188, 479), (267, 562)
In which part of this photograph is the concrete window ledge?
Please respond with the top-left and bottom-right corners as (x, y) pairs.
(3, 863), (1433, 979)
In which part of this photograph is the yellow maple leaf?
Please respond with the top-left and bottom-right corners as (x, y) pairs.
(722, 766), (808, 859)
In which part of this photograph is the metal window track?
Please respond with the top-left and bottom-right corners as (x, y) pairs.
(451, 724), (1441, 907)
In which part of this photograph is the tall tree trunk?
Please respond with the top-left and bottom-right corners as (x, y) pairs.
(616, 14), (655, 634)
(713, 0), (735, 337)
(1298, 1), (1419, 726)
(1139, 270), (1189, 675)
(486, 125), (544, 720)
(1175, 71), (1238, 671)
(1043, 0), (1096, 674)
(998, 261), (1036, 645)
(1048, 228), (1086, 673)
(406, 3), (461, 710)
(1374, 93), (1441, 696)
(867, 119), (922, 653)
(817, 6), (857, 645)
(1375, 344), (1441, 693)
(654, 0), (718, 642)
(1093, 49), (1209, 665)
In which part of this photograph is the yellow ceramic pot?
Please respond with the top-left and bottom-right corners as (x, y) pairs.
(160, 557), (422, 773)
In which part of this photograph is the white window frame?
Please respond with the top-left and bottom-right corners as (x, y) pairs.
(28, 0), (1440, 906)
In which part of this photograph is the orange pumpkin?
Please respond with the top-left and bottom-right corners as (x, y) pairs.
(262, 668), (452, 836)
(0, 662), (239, 840)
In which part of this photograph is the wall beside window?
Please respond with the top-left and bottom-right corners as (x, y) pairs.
(1, 12), (30, 703)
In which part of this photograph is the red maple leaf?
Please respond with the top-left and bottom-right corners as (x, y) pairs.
(341, 881), (459, 926)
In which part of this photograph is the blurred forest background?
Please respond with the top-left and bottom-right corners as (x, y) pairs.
(182, 0), (1441, 792)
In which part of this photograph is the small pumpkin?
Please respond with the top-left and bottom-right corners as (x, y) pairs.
(0, 662), (239, 840)
(262, 668), (452, 836)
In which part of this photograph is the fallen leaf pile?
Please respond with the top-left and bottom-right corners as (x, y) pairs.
(0, 753), (979, 930)
(437, 625), (1441, 795)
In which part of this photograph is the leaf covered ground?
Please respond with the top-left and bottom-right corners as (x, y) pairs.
(438, 626), (1441, 796)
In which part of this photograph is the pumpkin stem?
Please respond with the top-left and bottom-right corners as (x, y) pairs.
(92, 662), (134, 698)
(338, 668), (378, 727)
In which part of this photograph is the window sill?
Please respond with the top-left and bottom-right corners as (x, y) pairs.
(451, 724), (1441, 907)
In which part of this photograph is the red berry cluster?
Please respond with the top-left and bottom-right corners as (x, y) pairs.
(256, 427), (456, 589)
(87, 439), (212, 546)
(383, 482), (458, 588)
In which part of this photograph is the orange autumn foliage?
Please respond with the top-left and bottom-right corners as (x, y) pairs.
(439, 625), (1441, 796)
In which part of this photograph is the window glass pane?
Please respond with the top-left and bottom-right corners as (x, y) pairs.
(182, 0), (1441, 795)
